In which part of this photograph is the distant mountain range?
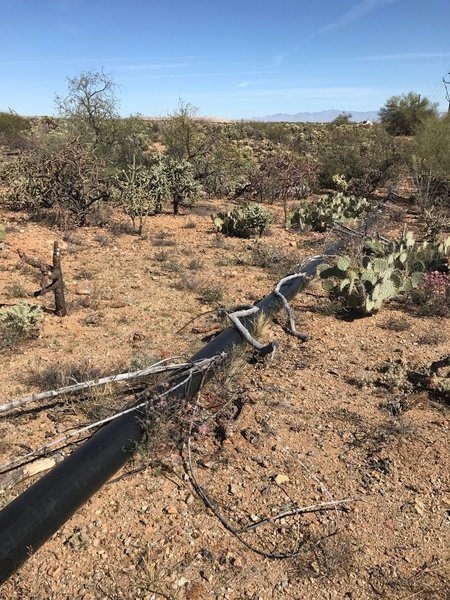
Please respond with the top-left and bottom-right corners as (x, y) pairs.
(255, 110), (379, 123)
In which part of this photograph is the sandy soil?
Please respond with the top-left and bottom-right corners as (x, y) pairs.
(0, 198), (449, 599)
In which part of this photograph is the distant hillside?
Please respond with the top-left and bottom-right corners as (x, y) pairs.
(255, 110), (379, 123)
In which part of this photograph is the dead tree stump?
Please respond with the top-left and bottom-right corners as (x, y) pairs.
(18, 241), (68, 317)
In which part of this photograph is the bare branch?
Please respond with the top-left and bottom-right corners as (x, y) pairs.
(0, 356), (190, 414)
(226, 306), (278, 357)
(0, 357), (220, 475)
(237, 498), (357, 533)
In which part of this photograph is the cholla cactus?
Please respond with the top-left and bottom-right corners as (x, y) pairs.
(0, 303), (43, 344)
(331, 174), (349, 192)
(290, 192), (370, 232)
(213, 203), (273, 238)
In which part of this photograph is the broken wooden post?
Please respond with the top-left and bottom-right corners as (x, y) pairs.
(18, 241), (67, 317)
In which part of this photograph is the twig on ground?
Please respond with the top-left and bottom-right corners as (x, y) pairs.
(186, 434), (301, 559)
(237, 499), (357, 533)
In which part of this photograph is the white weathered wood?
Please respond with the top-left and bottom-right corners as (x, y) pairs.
(0, 357), (194, 415)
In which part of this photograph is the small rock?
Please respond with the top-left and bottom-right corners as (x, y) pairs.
(275, 474), (289, 485)
(165, 505), (178, 515)
(229, 484), (239, 495)
(176, 576), (189, 588)
(414, 498), (425, 516)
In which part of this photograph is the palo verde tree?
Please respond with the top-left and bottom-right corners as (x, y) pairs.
(55, 69), (119, 148)
(379, 91), (438, 136)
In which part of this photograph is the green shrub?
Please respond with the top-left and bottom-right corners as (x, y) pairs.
(379, 92), (438, 136)
(290, 192), (370, 232)
(0, 303), (43, 349)
(4, 283), (28, 299)
(198, 284), (223, 306)
(213, 203), (273, 238)
(317, 125), (403, 195)
(0, 110), (31, 149)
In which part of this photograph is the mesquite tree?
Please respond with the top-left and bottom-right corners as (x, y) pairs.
(55, 69), (119, 148)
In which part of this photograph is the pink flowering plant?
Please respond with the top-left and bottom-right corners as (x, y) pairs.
(413, 271), (450, 316)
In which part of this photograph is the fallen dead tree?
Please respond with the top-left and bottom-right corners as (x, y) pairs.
(0, 203), (387, 583)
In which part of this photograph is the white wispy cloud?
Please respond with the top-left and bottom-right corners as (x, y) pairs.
(0, 56), (208, 67)
(309, 0), (400, 39)
(119, 70), (268, 81)
(236, 81), (251, 88)
(273, 0), (401, 64)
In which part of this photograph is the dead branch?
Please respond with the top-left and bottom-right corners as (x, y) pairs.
(17, 241), (67, 316)
(0, 356), (206, 415)
(332, 221), (365, 238)
(0, 356), (221, 475)
(225, 306), (278, 357)
(274, 273), (310, 341)
(237, 498), (357, 533)
(430, 355), (450, 375)
(186, 435), (301, 559)
(0, 454), (64, 494)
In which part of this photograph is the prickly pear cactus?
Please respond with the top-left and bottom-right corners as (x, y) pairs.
(317, 231), (450, 316)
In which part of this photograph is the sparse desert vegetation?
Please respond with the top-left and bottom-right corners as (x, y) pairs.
(0, 74), (449, 599)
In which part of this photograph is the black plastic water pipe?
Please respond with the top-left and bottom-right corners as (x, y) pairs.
(0, 248), (343, 582)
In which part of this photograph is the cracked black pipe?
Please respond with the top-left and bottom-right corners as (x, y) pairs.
(0, 232), (362, 582)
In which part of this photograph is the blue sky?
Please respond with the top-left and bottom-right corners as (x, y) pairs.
(1, 0), (449, 118)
